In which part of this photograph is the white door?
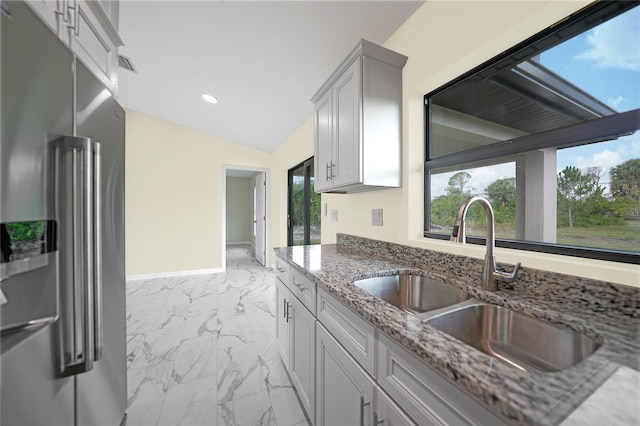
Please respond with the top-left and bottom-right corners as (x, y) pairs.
(255, 172), (266, 265)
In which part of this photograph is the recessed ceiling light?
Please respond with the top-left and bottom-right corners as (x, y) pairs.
(202, 94), (218, 104)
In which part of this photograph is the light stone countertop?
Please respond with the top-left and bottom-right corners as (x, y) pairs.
(274, 235), (640, 426)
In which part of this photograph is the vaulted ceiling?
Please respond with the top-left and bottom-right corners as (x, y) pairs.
(117, 1), (424, 153)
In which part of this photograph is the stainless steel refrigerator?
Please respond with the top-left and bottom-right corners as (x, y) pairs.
(1, 2), (127, 425)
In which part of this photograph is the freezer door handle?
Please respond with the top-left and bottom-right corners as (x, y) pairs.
(53, 136), (102, 376)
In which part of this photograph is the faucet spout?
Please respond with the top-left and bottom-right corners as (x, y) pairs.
(451, 195), (520, 291)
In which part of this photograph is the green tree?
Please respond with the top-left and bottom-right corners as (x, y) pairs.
(486, 178), (516, 226)
(446, 172), (473, 196)
(430, 172), (487, 231)
(291, 180), (321, 226)
(610, 158), (640, 219)
(557, 166), (602, 228)
(431, 193), (468, 228)
(486, 178), (515, 207)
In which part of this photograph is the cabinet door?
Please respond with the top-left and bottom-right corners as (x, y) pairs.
(289, 298), (316, 422)
(314, 89), (333, 192)
(67, 1), (120, 93)
(376, 388), (417, 426)
(332, 58), (361, 188)
(24, 0), (63, 36)
(316, 324), (374, 426)
(275, 278), (290, 366)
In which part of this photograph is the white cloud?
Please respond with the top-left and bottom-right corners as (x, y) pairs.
(607, 95), (625, 109)
(574, 8), (640, 71)
(573, 149), (622, 171)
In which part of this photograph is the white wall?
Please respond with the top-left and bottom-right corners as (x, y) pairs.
(125, 1), (639, 287)
(270, 119), (315, 262)
(226, 177), (253, 244)
(125, 109), (272, 276)
(274, 1), (640, 288)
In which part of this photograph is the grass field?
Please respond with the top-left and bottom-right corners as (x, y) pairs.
(457, 220), (640, 252)
(556, 220), (640, 252)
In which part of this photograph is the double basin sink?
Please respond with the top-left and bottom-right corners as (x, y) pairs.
(353, 274), (600, 373)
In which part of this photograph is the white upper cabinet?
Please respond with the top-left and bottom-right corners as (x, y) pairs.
(25, 0), (123, 94)
(312, 39), (407, 193)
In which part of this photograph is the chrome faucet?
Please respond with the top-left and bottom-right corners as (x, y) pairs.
(451, 195), (520, 291)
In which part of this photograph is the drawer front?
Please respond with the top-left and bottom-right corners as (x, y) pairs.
(376, 387), (417, 426)
(291, 269), (316, 315)
(275, 256), (291, 288)
(317, 287), (376, 376)
(377, 334), (507, 426)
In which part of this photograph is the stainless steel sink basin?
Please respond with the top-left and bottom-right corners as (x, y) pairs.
(424, 303), (601, 372)
(352, 274), (471, 314)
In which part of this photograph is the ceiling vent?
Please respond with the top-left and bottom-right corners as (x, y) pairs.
(118, 54), (137, 73)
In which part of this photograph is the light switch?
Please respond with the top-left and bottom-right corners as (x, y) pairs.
(372, 209), (383, 226)
(331, 209), (338, 222)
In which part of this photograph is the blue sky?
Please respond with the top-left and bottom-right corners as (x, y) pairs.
(543, 5), (640, 189)
(431, 6), (639, 198)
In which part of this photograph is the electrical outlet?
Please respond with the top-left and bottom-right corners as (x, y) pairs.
(372, 209), (383, 226)
(331, 209), (338, 222)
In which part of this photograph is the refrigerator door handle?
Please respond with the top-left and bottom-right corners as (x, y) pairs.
(53, 136), (102, 376)
(93, 142), (103, 361)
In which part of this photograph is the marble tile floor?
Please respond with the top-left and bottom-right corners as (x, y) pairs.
(126, 244), (309, 426)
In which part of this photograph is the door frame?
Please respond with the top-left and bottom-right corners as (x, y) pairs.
(255, 172), (266, 265)
(222, 165), (270, 269)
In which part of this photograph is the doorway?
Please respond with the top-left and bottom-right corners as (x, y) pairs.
(288, 157), (321, 246)
(223, 166), (269, 267)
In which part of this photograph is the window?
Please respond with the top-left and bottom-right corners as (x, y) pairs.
(288, 157), (321, 246)
(424, 2), (639, 264)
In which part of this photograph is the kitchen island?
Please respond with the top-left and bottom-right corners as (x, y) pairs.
(274, 234), (639, 425)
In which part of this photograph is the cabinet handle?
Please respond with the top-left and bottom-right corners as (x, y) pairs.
(283, 299), (288, 319)
(374, 413), (384, 425)
(359, 396), (371, 426)
(293, 281), (307, 293)
(67, 0), (80, 36)
(284, 300), (291, 323)
(277, 266), (286, 273)
(326, 163), (331, 181)
(56, 0), (70, 23)
(330, 161), (336, 179)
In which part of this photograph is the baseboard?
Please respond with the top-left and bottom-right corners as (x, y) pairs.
(226, 241), (252, 245)
(126, 267), (225, 281)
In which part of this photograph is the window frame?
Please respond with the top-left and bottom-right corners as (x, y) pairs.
(423, 1), (640, 265)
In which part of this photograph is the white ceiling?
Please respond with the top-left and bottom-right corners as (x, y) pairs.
(117, 1), (424, 153)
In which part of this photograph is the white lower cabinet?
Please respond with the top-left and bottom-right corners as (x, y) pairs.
(276, 256), (506, 426)
(289, 295), (316, 421)
(377, 333), (507, 426)
(376, 387), (417, 426)
(316, 323), (375, 426)
(275, 275), (316, 422)
(275, 278), (290, 366)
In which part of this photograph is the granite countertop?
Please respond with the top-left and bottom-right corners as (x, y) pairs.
(274, 235), (640, 426)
